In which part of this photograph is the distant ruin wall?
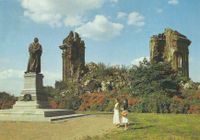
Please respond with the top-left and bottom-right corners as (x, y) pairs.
(59, 31), (85, 82)
(150, 28), (191, 79)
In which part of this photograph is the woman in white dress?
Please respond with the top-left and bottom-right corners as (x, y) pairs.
(113, 98), (120, 127)
(121, 98), (129, 130)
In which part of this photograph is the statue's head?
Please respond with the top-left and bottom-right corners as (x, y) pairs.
(34, 37), (39, 43)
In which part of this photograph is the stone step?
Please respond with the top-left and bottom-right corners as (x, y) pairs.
(0, 109), (75, 117)
(49, 114), (89, 122)
(13, 101), (50, 109)
(0, 109), (82, 122)
(43, 109), (75, 117)
(0, 111), (87, 122)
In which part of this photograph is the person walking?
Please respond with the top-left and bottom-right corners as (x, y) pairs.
(121, 98), (129, 130)
(113, 98), (120, 127)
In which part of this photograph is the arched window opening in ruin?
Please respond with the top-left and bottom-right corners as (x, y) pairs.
(178, 55), (183, 68)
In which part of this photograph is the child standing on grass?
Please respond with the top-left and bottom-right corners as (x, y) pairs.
(113, 98), (120, 127)
(121, 98), (129, 130)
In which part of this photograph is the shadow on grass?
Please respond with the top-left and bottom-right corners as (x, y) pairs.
(133, 125), (154, 130)
(118, 121), (154, 131)
(120, 122), (154, 131)
(129, 122), (141, 125)
(118, 122), (140, 127)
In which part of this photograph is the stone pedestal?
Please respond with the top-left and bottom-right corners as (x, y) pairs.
(0, 72), (85, 122)
(13, 73), (48, 109)
(21, 73), (43, 99)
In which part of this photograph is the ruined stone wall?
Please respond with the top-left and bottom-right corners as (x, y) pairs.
(150, 28), (191, 79)
(59, 31), (85, 81)
(150, 35), (165, 63)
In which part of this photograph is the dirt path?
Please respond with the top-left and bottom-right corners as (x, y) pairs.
(0, 115), (115, 140)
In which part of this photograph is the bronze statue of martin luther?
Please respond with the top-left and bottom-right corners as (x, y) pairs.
(25, 37), (42, 74)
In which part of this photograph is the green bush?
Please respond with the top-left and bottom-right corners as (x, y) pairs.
(66, 96), (81, 110)
(133, 92), (171, 113)
(169, 97), (190, 113)
(104, 99), (115, 112)
(130, 60), (180, 97)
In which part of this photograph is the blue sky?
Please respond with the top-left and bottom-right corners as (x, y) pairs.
(0, 0), (200, 96)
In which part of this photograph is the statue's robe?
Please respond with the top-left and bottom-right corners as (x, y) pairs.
(26, 42), (42, 73)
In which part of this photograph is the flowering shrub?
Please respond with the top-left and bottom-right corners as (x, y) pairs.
(170, 96), (189, 113)
(49, 100), (59, 109)
(79, 93), (108, 111)
(188, 104), (200, 114)
(128, 98), (141, 106)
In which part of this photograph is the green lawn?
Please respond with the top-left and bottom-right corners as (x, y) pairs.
(83, 113), (200, 140)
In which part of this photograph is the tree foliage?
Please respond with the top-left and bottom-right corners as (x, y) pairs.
(0, 92), (17, 109)
(130, 59), (180, 97)
(45, 60), (200, 114)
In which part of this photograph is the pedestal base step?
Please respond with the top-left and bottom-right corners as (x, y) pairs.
(50, 114), (89, 122)
(13, 101), (50, 109)
(0, 109), (87, 122)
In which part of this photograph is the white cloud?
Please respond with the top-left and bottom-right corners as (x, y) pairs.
(0, 69), (24, 95)
(24, 11), (62, 27)
(117, 12), (127, 19)
(64, 16), (83, 27)
(20, 0), (105, 27)
(0, 79), (22, 96)
(43, 71), (60, 81)
(131, 57), (150, 66)
(75, 15), (124, 41)
(127, 12), (145, 27)
(168, 0), (179, 5)
(0, 69), (23, 80)
(156, 9), (163, 13)
(43, 71), (61, 87)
